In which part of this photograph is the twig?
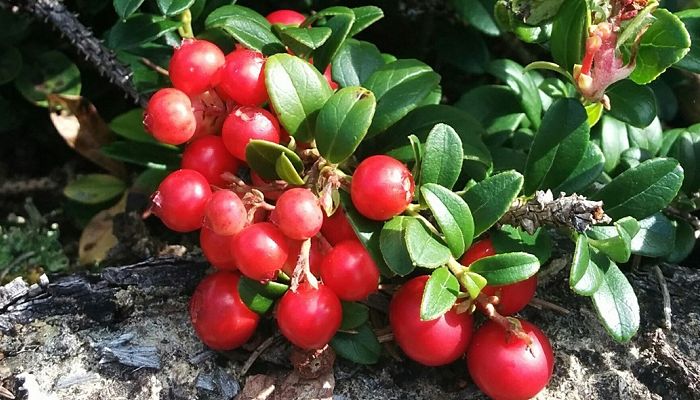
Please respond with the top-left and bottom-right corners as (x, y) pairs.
(140, 57), (169, 76)
(241, 334), (279, 376)
(376, 332), (394, 344)
(529, 297), (571, 315)
(653, 265), (672, 330)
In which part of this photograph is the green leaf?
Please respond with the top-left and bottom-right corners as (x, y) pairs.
(316, 86), (376, 163)
(404, 217), (452, 269)
(155, 0), (194, 16)
(469, 252), (540, 286)
(313, 10), (355, 72)
(676, 9), (700, 73)
(550, 0), (589, 72)
(606, 80), (657, 128)
(379, 216), (415, 276)
(631, 9), (691, 84)
(670, 130), (700, 192)
(63, 174), (126, 204)
(109, 108), (158, 144)
(555, 142), (605, 194)
(419, 123), (464, 190)
(132, 168), (168, 194)
(364, 60), (441, 137)
(462, 271), (488, 299)
(420, 267), (459, 321)
(340, 301), (369, 330)
(626, 117), (662, 157)
(569, 234), (603, 296)
(462, 171), (523, 237)
(114, 0), (145, 19)
(15, 51), (81, 107)
(524, 98), (590, 194)
(205, 5), (285, 54)
(332, 39), (384, 87)
(587, 217), (640, 263)
(0, 46), (22, 85)
(238, 276), (289, 315)
(487, 59), (542, 127)
(330, 323), (381, 365)
(585, 102), (603, 127)
(276, 26), (331, 57)
(275, 154), (305, 185)
(101, 141), (180, 170)
(265, 53), (333, 142)
(454, 0), (499, 36)
(591, 158), (684, 220)
(106, 14), (180, 50)
(421, 183), (474, 258)
(246, 140), (303, 181)
(491, 225), (552, 265)
(666, 220), (696, 264)
(455, 85), (522, 126)
(630, 213), (676, 258)
(348, 6), (383, 36)
(591, 257), (640, 342)
(596, 116), (630, 173)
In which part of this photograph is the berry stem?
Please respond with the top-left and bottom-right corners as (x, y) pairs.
(290, 238), (318, 291)
(178, 9), (194, 39)
(475, 293), (532, 346)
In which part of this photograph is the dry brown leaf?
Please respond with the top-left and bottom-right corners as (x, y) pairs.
(78, 195), (126, 265)
(47, 94), (126, 178)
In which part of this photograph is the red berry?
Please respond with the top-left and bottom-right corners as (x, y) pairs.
(181, 136), (240, 187)
(282, 237), (326, 277)
(251, 172), (285, 200)
(189, 90), (228, 139)
(390, 276), (473, 366)
(320, 207), (357, 245)
(200, 227), (237, 270)
(218, 48), (268, 106)
(276, 283), (342, 349)
(203, 190), (247, 236)
(231, 222), (288, 281)
(169, 39), (225, 95)
(152, 169), (211, 232)
(189, 271), (259, 350)
(320, 240), (379, 301)
(273, 188), (323, 240)
(460, 238), (496, 266)
(351, 155), (415, 221)
(222, 106), (280, 162)
(144, 88), (196, 145)
(266, 10), (306, 26)
(324, 65), (338, 90)
(467, 320), (554, 400)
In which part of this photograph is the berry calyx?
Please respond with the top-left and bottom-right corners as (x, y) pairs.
(320, 240), (379, 301)
(199, 227), (237, 270)
(189, 89), (228, 139)
(169, 39), (225, 96)
(320, 207), (357, 245)
(231, 222), (288, 281)
(144, 88), (196, 145)
(203, 190), (247, 236)
(189, 271), (259, 350)
(282, 237), (326, 277)
(389, 275), (473, 366)
(218, 48), (268, 106)
(181, 136), (240, 187)
(221, 106), (281, 162)
(151, 169), (212, 232)
(351, 155), (415, 221)
(467, 320), (554, 400)
(276, 282), (342, 350)
(273, 188), (323, 240)
(266, 10), (306, 26)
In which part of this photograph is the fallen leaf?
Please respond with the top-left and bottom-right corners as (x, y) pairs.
(78, 195), (126, 265)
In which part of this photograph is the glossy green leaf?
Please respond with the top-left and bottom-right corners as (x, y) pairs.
(627, 117), (662, 157)
(419, 124), (464, 189)
(313, 10), (355, 72)
(454, 0), (499, 36)
(330, 323), (381, 365)
(456, 85), (522, 126)
(379, 216), (415, 276)
(275, 26), (331, 57)
(316, 86), (376, 163)
(332, 39), (384, 87)
(676, 9), (700, 73)
(550, 0), (589, 72)
(132, 168), (168, 194)
(421, 183), (474, 258)
(606, 80), (657, 128)
(587, 217), (640, 263)
(596, 116), (630, 173)
(101, 141), (180, 170)
(670, 130), (700, 192)
(63, 174), (126, 204)
(106, 14), (180, 49)
(591, 257), (640, 342)
(349, 6), (384, 36)
(666, 220), (696, 264)
(461, 271), (488, 299)
(0, 46), (22, 84)
(487, 59), (542, 127)
(585, 102), (603, 127)
(109, 108), (158, 144)
(490, 147), (527, 173)
(205, 5), (285, 54)
(591, 158), (684, 220)
(630, 213), (676, 258)
(15, 51), (81, 107)
(569, 234), (602, 296)
(275, 154), (305, 185)
(491, 225), (552, 265)
(404, 217), (452, 269)
(631, 8), (691, 84)
(364, 60), (440, 137)
(469, 252), (539, 286)
(658, 128), (684, 157)
(340, 302), (369, 330)
(265, 53), (333, 142)
(420, 267), (460, 321)
(462, 171), (523, 237)
(524, 98), (589, 194)
(155, 0), (194, 16)
(555, 142), (605, 194)
(245, 140), (303, 181)
(238, 277), (289, 315)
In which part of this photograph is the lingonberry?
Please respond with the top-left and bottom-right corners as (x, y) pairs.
(203, 190), (247, 236)
(276, 283), (342, 349)
(320, 240), (379, 301)
(282, 237), (326, 277)
(351, 155), (415, 221)
(151, 169), (211, 232)
(144, 88), (196, 145)
(199, 227), (237, 270)
(324, 65), (338, 90)
(221, 106), (281, 162)
(181, 136), (240, 187)
(320, 207), (357, 245)
(169, 39), (225, 96)
(273, 188), (323, 240)
(189, 90), (228, 139)
(231, 222), (288, 281)
(461, 239), (537, 316)
(266, 9), (306, 26)
(189, 271), (259, 350)
(467, 320), (554, 400)
(389, 275), (473, 366)
(217, 48), (268, 106)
